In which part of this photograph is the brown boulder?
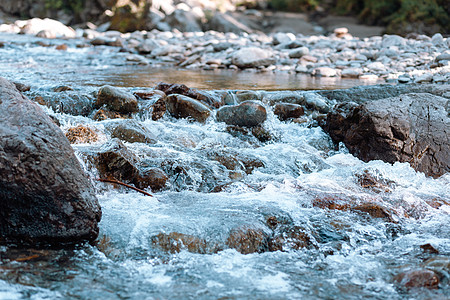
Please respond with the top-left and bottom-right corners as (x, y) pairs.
(107, 120), (157, 144)
(226, 225), (271, 254)
(155, 82), (222, 108)
(394, 269), (439, 289)
(0, 77), (101, 246)
(91, 139), (167, 191)
(166, 94), (212, 123)
(216, 101), (267, 127)
(322, 93), (450, 178)
(274, 103), (305, 121)
(95, 85), (138, 114)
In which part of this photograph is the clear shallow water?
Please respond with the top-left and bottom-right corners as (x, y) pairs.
(0, 32), (449, 299)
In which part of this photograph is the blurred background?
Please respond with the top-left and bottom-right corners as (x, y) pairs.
(0, 0), (448, 36)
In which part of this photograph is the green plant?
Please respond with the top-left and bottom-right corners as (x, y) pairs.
(45, 0), (85, 14)
(267, 0), (319, 12)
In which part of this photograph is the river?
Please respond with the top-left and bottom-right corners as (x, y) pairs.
(0, 32), (449, 299)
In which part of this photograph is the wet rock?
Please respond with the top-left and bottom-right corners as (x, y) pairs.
(251, 126), (272, 142)
(13, 82), (31, 92)
(422, 256), (450, 278)
(226, 225), (271, 254)
(394, 269), (439, 289)
(151, 232), (209, 254)
(420, 243), (439, 254)
(151, 97), (167, 121)
(274, 103), (305, 121)
(30, 91), (95, 117)
(90, 139), (166, 190)
(231, 47), (276, 68)
(92, 109), (126, 121)
(0, 77), (101, 245)
(351, 203), (397, 222)
(107, 119), (157, 144)
(135, 167), (168, 191)
(269, 225), (314, 251)
(95, 85), (138, 114)
(312, 196), (351, 211)
(355, 169), (393, 193)
(216, 101), (267, 127)
(65, 125), (98, 144)
(155, 82), (221, 108)
(53, 85), (73, 92)
(166, 94), (212, 123)
(323, 93), (450, 178)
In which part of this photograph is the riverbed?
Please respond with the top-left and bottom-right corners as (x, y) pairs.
(0, 32), (449, 299)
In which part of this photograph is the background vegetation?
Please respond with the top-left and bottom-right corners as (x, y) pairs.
(266, 0), (449, 34)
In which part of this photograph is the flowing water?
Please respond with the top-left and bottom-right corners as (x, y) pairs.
(0, 32), (449, 299)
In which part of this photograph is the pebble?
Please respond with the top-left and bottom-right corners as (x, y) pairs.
(3, 16), (448, 85)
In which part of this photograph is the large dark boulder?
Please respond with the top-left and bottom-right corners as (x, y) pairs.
(322, 93), (449, 178)
(0, 77), (101, 246)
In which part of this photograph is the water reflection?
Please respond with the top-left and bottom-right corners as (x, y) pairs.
(81, 66), (382, 91)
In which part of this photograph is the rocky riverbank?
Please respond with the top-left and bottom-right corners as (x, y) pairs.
(0, 16), (449, 85)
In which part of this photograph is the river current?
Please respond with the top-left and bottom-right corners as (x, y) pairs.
(0, 32), (449, 299)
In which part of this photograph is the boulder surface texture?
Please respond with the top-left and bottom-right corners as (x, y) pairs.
(0, 77), (101, 245)
(323, 93), (449, 178)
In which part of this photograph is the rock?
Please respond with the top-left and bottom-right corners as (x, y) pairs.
(107, 119), (157, 144)
(226, 225), (271, 254)
(273, 32), (295, 45)
(92, 109), (126, 121)
(137, 167), (168, 191)
(90, 139), (166, 190)
(208, 12), (253, 34)
(231, 47), (276, 68)
(65, 125), (98, 144)
(95, 85), (138, 114)
(29, 91), (95, 117)
(415, 73), (433, 83)
(0, 77), (101, 245)
(155, 82), (222, 108)
(15, 18), (76, 38)
(322, 93), (450, 177)
(435, 52), (450, 63)
(288, 46), (309, 58)
(165, 94), (212, 123)
(312, 67), (339, 77)
(351, 203), (397, 222)
(333, 27), (348, 38)
(269, 225), (314, 251)
(165, 8), (202, 32)
(394, 269), (439, 289)
(274, 103), (305, 121)
(303, 92), (331, 113)
(216, 101), (267, 127)
(382, 35), (406, 48)
(341, 68), (362, 78)
(13, 82), (31, 92)
(151, 97), (167, 121)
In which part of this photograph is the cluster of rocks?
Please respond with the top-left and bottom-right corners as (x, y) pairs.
(1, 16), (449, 84)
